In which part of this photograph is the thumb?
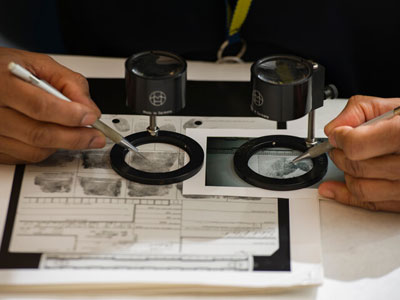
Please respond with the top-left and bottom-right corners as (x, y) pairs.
(318, 181), (400, 212)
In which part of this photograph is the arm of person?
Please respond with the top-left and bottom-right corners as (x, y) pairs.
(318, 95), (400, 213)
(0, 47), (106, 164)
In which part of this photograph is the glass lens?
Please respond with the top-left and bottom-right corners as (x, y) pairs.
(130, 52), (184, 78)
(255, 57), (311, 85)
(125, 143), (189, 173)
(248, 147), (313, 179)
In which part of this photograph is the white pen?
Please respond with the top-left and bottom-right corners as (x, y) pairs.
(8, 62), (145, 158)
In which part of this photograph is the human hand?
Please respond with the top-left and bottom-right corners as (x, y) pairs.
(0, 47), (106, 164)
(318, 95), (400, 213)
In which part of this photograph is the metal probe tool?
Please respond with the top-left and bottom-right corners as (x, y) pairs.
(292, 105), (400, 163)
(8, 62), (146, 160)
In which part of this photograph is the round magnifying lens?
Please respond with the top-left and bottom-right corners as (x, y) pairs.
(110, 131), (204, 185)
(250, 55), (315, 122)
(111, 51), (203, 185)
(234, 135), (327, 191)
(125, 50), (187, 115)
(254, 56), (312, 85)
(125, 143), (187, 173)
(248, 148), (313, 179)
(128, 51), (186, 79)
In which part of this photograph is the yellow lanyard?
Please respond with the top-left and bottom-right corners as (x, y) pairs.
(226, 0), (253, 44)
(217, 0), (253, 63)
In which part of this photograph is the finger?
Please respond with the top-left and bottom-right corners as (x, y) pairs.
(27, 55), (101, 114)
(324, 95), (400, 136)
(1, 52), (101, 126)
(373, 201), (400, 213)
(329, 149), (400, 180)
(0, 152), (29, 165)
(329, 115), (400, 160)
(0, 135), (55, 163)
(343, 174), (400, 202)
(2, 74), (99, 127)
(2, 51), (100, 114)
(0, 108), (106, 150)
(318, 181), (400, 212)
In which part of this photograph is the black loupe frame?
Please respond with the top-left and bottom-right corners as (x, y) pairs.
(234, 135), (328, 191)
(110, 131), (204, 185)
(125, 50), (187, 115)
(250, 55), (325, 122)
(111, 51), (204, 185)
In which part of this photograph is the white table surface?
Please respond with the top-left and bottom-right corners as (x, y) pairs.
(0, 55), (399, 300)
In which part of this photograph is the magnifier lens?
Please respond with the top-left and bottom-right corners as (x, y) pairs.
(233, 135), (327, 190)
(254, 57), (311, 85)
(129, 52), (185, 78)
(125, 51), (187, 115)
(248, 147), (313, 179)
(125, 143), (189, 173)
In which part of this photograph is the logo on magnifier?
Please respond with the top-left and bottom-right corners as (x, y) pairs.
(149, 91), (167, 106)
(252, 90), (264, 106)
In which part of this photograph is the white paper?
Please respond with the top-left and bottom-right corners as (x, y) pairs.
(183, 128), (329, 198)
(0, 115), (323, 290)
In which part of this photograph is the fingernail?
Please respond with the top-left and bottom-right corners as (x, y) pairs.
(81, 113), (98, 126)
(89, 136), (105, 149)
(319, 188), (335, 199)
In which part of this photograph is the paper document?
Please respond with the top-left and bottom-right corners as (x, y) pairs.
(183, 127), (343, 197)
(0, 115), (323, 290)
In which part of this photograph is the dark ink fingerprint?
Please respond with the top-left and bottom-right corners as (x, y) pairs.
(35, 150), (77, 167)
(79, 177), (121, 196)
(82, 150), (111, 169)
(34, 173), (74, 193)
(127, 181), (172, 197)
(260, 157), (312, 179)
(127, 152), (178, 172)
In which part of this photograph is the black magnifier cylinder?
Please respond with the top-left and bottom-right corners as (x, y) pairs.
(251, 55), (317, 122)
(125, 50), (187, 115)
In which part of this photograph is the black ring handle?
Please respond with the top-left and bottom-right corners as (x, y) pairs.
(234, 135), (328, 191)
(110, 131), (204, 185)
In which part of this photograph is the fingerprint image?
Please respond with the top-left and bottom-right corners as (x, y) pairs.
(34, 173), (74, 193)
(35, 150), (77, 167)
(81, 150), (111, 169)
(79, 177), (121, 197)
(249, 148), (313, 179)
(126, 151), (179, 172)
(127, 181), (172, 197)
(258, 157), (312, 179)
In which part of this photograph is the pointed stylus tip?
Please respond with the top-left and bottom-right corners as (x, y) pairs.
(291, 157), (301, 164)
(292, 152), (310, 164)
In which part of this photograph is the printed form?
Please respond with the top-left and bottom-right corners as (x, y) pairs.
(2, 115), (323, 288)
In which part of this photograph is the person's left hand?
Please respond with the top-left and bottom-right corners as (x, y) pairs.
(318, 95), (400, 213)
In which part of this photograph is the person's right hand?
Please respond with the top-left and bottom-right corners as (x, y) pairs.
(0, 47), (106, 164)
(318, 95), (400, 212)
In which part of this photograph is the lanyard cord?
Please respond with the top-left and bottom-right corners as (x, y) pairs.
(217, 0), (253, 63)
(226, 0), (252, 44)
